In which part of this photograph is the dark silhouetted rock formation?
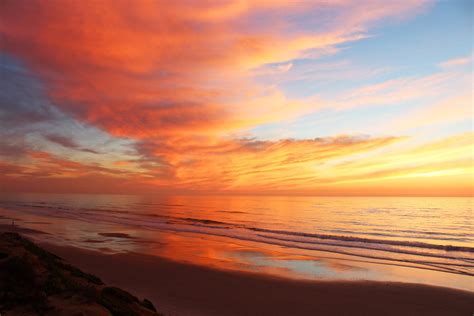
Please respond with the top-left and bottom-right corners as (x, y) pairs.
(0, 232), (162, 316)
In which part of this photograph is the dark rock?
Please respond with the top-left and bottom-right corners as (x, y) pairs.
(141, 299), (157, 312)
(0, 232), (162, 315)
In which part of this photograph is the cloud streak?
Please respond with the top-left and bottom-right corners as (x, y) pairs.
(44, 134), (100, 154)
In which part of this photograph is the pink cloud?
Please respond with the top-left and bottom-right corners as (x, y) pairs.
(0, 0), (430, 140)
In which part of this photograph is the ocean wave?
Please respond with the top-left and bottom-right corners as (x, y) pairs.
(247, 227), (474, 253)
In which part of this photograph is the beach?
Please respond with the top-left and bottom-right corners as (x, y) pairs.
(1, 194), (473, 315)
(1, 194), (473, 292)
(42, 241), (474, 316)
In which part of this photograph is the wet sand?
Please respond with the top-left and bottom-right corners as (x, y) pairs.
(42, 242), (474, 316)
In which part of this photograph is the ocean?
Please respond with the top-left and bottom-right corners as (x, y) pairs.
(0, 193), (472, 291)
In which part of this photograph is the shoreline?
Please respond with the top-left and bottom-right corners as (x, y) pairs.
(1, 218), (473, 293)
(42, 241), (474, 316)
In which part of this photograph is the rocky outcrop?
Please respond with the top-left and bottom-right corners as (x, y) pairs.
(0, 232), (163, 316)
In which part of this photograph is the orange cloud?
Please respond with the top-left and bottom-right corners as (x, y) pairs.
(6, 0), (465, 196)
(133, 135), (405, 191)
(0, 0), (429, 140)
(1, 132), (471, 196)
(0, 135), (405, 194)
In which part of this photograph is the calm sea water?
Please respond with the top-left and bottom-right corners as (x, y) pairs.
(0, 194), (473, 291)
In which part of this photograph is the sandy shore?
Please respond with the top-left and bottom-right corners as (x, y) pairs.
(41, 242), (474, 316)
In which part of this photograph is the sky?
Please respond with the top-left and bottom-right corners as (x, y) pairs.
(0, 0), (472, 196)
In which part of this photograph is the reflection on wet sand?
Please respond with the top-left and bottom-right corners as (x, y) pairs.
(0, 194), (473, 292)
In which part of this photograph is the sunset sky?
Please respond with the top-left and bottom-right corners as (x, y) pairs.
(0, 0), (472, 196)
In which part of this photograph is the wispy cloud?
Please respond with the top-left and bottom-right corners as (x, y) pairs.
(44, 134), (100, 154)
(386, 94), (473, 132)
(438, 54), (473, 68)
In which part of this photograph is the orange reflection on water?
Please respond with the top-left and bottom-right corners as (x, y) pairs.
(0, 194), (472, 292)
